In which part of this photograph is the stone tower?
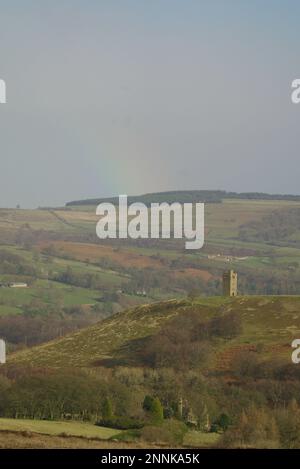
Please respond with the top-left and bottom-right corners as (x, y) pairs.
(223, 270), (237, 296)
(0, 339), (6, 364)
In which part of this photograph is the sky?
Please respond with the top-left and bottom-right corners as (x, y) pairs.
(0, 0), (300, 208)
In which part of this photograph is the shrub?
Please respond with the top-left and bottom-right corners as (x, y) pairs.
(96, 416), (144, 430)
(213, 413), (231, 432)
(143, 396), (164, 424)
(141, 420), (188, 445)
(102, 397), (114, 420)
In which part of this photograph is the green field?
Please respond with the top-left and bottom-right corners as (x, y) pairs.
(0, 418), (121, 440)
(183, 430), (220, 448)
(0, 280), (101, 316)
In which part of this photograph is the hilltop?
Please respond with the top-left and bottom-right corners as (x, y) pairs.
(66, 190), (300, 207)
(9, 295), (300, 369)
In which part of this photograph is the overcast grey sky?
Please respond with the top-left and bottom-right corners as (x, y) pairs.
(0, 0), (299, 208)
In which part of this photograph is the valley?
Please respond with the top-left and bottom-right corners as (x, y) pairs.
(1, 191), (300, 448)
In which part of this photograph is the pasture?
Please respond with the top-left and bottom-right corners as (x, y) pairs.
(0, 418), (121, 439)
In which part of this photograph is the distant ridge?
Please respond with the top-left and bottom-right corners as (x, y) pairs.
(66, 190), (300, 207)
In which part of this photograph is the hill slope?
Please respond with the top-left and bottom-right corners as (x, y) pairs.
(9, 296), (300, 368)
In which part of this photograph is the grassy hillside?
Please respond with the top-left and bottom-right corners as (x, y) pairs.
(10, 296), (300, 368)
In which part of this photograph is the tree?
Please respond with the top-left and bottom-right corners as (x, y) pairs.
(276, 400), (300, 448)
(151, 398), (164, 423)
(102, 397), (114, 420)
(216, 413), (231, 431)
(221, 406), (279, 448)
(143, 395), (164, 424)
(143, 395), (154, 412)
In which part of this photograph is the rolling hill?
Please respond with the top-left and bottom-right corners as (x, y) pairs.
(66, 190), (300, 208)
(9, 295), (300, 369)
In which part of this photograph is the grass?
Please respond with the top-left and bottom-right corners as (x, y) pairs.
(0, 418), (122, 440)
(10, 298), (189, 367)
(0, 431), (162, 449)
(183, 430), (220, 448)
(0, 431), (134, 449)
(0, 280), (101, 309)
